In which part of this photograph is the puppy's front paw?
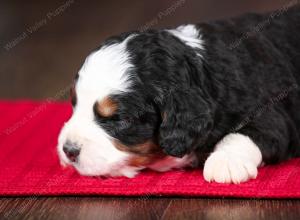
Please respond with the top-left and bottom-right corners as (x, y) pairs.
(203, 150), (258, 184)
(203, 133), (262, 184)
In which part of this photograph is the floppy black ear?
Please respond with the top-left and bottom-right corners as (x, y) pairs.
(158, 88), (214, 157)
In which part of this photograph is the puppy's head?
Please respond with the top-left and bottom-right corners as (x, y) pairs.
(57, 25), (214, 177)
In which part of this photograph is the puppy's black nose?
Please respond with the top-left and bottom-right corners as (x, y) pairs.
(63, 142), (80, 162)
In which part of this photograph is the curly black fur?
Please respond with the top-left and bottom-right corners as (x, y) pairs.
(94, 6), (300, 165)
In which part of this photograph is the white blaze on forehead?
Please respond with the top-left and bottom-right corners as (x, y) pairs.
(167, 24), (203, 53)
(76, 35), (135, 108)
(57, 35), (139, 177)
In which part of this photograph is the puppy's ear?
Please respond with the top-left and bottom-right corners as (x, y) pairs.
(158, 88), (214, 157)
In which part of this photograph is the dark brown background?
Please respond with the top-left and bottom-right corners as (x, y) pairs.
(1, 1), (299, 219)
(0, 0), (292, 99)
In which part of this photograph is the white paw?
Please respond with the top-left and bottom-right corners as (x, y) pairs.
(203, 133), (262, 184)
(203, 150), (258, 184)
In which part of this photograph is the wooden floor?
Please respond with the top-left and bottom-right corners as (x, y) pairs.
(0, 197), (299, 220)
(1, 1), (299, 219)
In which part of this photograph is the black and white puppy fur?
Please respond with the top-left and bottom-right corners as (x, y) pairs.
(58, 6), (300, 184)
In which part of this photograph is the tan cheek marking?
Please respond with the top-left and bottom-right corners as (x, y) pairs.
(128, 156), (153, 167)
(113, 140), (161, 155)
(113, 140), (167, 167)
(96, 97), (118, 117)
(128, 154), (165, 167)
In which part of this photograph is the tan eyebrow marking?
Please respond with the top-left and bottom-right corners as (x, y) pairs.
(96, 96), (118, 117)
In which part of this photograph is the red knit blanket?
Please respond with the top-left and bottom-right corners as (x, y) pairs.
(0, 100), (299, 198)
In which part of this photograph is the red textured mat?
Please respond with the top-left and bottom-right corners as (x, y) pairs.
(0, 100), (299, 198)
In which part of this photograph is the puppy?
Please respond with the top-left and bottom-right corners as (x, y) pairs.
(58, 6), (300, 183)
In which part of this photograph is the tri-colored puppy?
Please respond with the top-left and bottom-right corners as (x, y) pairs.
(58, 6), (300, 183)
